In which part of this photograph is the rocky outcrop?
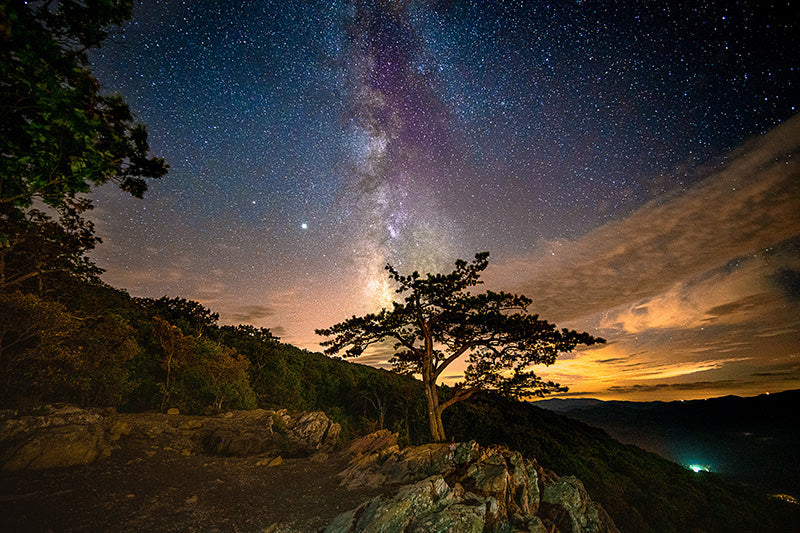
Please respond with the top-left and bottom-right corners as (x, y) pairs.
(1, 408), (617, 533)
(0, 405), (111, 471)
(286, 410), (342, 454)
(0, 405), (341, 471)
(346, 429), (399, 456)
(540, 476), (617, 533)
(201, 409), (277, 456)
(201, 408), (341, 456)
(326, 476), (454, 532)
(327, 432), (618, 533)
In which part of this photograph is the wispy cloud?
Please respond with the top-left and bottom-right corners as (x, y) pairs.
(752, 362), (800, 378)
(224, 305), (275, 323)
(489, 115), (800, 324)
(597, 252), (791, 334)
(605, 380), (754, 395)
(535, 342), (749, 383)
(486, 115), (800, 399)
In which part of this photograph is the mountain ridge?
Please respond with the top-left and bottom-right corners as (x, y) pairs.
(535, 389), (800, 495)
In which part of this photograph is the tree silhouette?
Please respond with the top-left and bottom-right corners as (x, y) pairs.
(0, 0), (167, 215)
(317, 252), (604, 442)
(1, 1), (167, 290)
(0, 199), (102, 293)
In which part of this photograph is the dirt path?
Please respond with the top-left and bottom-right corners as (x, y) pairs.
(0, 435), (387, 532)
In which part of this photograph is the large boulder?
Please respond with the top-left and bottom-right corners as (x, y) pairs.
(202, 409), (276, 456)
(0, 405), (110, 471)
(384, 440), (480, 484)
(201, 409), (341, 457)
(340, 439), (479, 489)
(459, 447), (541, 529)
(346, 429), (398, 456)
(513, 451), (541, 516)
(286, 411), (341, 454)
(325, 475), (454, 533)
(202, 427), (276, 456)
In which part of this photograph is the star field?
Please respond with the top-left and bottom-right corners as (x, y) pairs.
(89, 0), (799, 400)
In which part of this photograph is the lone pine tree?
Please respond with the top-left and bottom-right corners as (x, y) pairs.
(317, 252), (604, 442)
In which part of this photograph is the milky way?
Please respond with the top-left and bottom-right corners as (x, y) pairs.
(342, 2), (460, 307)
(89, 1), (799, 399)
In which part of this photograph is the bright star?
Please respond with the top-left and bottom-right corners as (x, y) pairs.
(301, 222), (308, 230)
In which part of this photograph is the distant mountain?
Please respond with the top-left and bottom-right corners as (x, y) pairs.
(535, 390), (800, 494)
(533, 397), (606, 412)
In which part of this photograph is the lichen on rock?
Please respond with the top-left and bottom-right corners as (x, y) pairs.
(540, 476), (619, 533)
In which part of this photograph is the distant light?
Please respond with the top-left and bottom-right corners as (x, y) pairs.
(771, 493), (799, 505)
(688, 464), (711, 473)
(301, 222), (308, 230)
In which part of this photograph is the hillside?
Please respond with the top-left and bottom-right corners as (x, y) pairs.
(2, 280), (798, 531)
(536, 391), (800, 494)
(445, 394), (799, 532)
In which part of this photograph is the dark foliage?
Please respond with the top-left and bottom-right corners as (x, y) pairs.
(0, 0), (167, 297)
(0, 0), (167, 214)
(445, 393), (799, 533)
(0, 277), (428, 439)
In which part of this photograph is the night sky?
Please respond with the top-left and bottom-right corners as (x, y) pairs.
(88, 0), (799, 400)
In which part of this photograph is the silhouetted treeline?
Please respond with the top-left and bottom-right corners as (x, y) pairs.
(0, 275), (431, 443)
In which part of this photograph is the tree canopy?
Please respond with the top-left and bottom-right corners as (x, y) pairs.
(317, 252), (605, 442)
(0, 0), (167, 214)
(0, 0), (167, 291)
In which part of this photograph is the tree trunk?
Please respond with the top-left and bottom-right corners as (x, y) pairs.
(420, 313), (446, 442)
(423, 377), (446, 442)
(434, 404), (446, 441)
